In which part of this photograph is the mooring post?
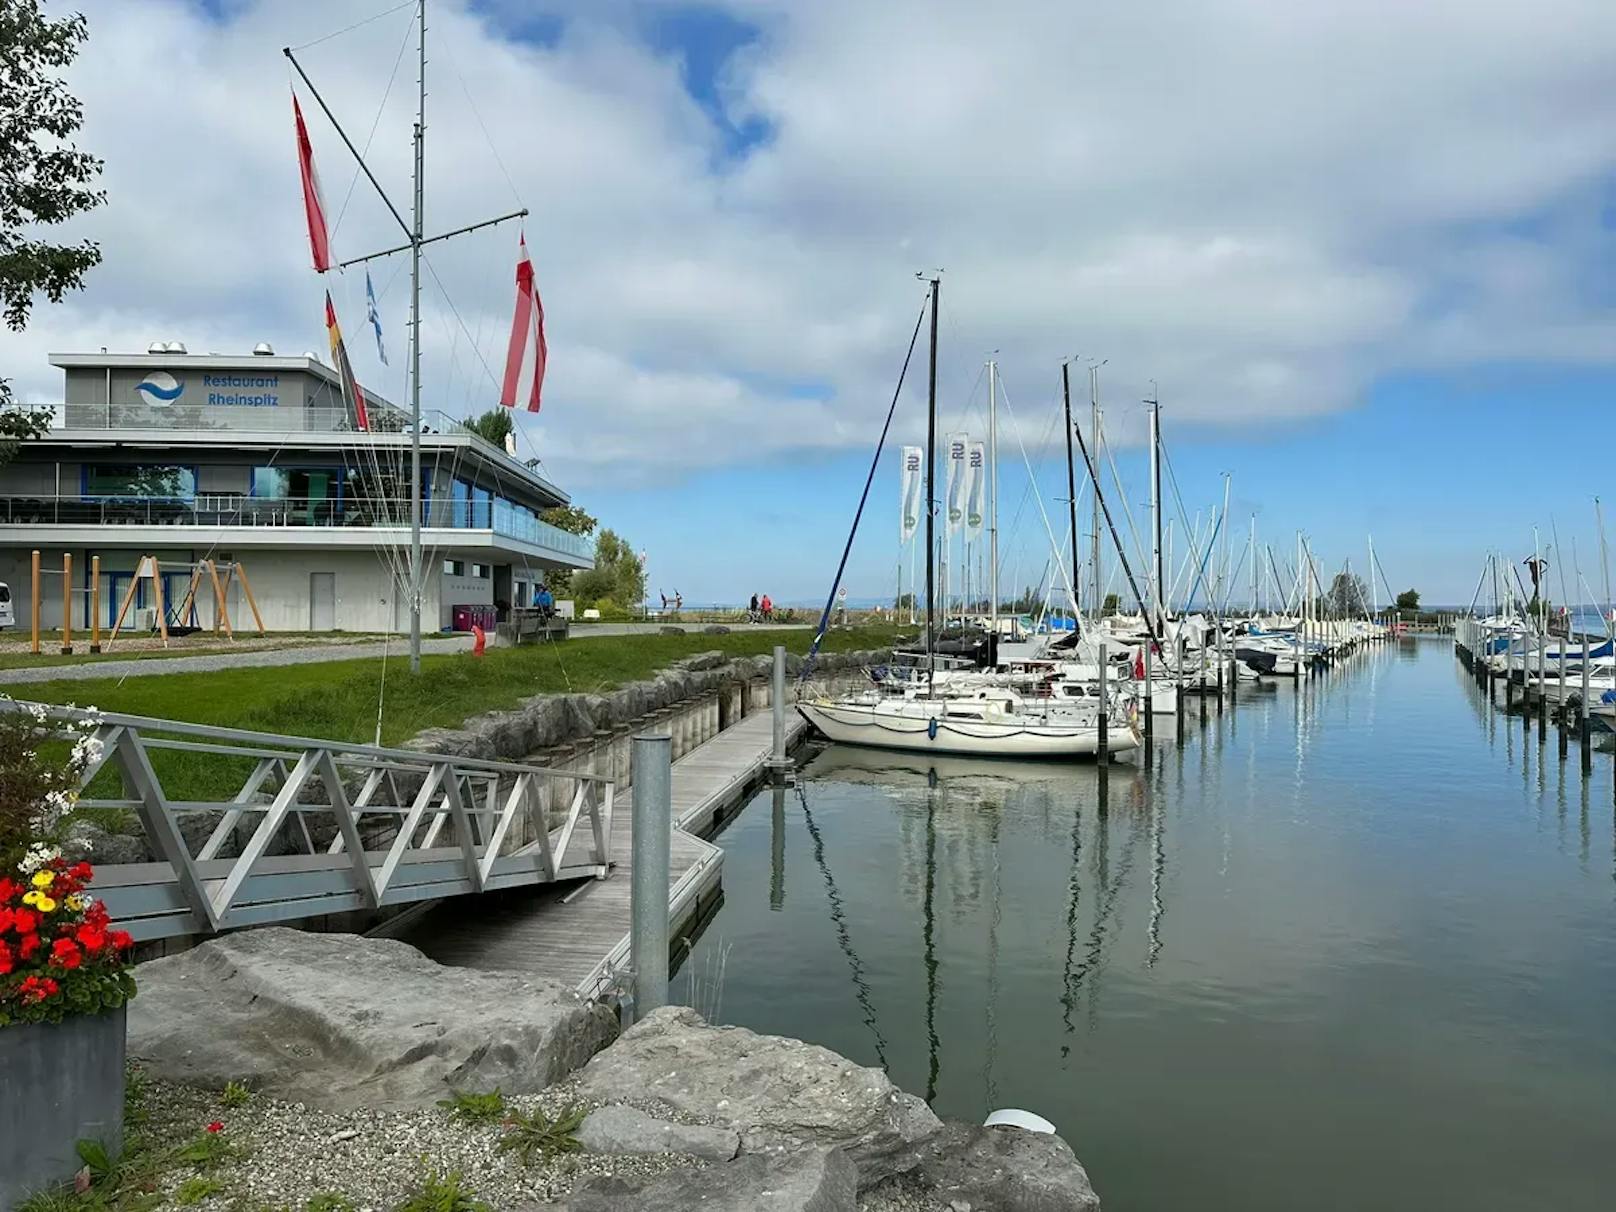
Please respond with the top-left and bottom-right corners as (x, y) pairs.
(1097, 638), (1109, 765)
(1558, 640), (1568, 760)
(1580, 649), (1593, 775)
(1228, 628), (1238, 705)
(629, 733), (672, 1023)
(1537, 639), (1547, 742)
(1177, 632), (1189, 738)
(1215, 626), (1225, 713)
(1143, 639), (1155, 756)
(767, 644), (792, 780)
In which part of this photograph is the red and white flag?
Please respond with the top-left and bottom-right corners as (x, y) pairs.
(293, 91), (332, 273)
(499, 235), (547, 412)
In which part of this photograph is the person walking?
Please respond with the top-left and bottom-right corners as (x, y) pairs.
(749, 592), (759, 623)
(761, 593), (773, 622)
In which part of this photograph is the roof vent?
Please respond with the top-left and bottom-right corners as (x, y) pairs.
(303, 350), (322, 363)
(147, 341), (166, 354)
(167, 341), (188, 354)
(252, 341), (275, 356)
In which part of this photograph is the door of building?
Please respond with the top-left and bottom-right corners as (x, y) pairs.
(309, 572), (336, 631)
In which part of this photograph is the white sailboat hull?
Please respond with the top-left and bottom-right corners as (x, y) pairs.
(797, 700), (1138, 759)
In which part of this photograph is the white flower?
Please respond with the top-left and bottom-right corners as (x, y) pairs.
(71, 735), (105, 766)
(18, 842), (61, 875)
(25, 703), (48, 722)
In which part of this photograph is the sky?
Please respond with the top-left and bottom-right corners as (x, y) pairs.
(4, 0), (1616, 607)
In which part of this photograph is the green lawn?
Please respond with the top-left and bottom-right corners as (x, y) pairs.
(19, 625), (902, 747)
(0, 631), (387, 670)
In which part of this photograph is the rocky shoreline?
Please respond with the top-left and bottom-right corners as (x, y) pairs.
(125, 929), (1101, 1211)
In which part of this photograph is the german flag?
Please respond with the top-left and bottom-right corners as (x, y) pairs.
(325, 291), (369, 432)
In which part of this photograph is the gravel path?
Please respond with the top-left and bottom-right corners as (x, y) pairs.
(136, 1075), (697, 1211)
(0, 636), (471, 685)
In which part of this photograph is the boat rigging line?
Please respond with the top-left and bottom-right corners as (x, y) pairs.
(798, 290), (931, 683)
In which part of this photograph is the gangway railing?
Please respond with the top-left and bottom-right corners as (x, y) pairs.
(3, 702), (613, 941)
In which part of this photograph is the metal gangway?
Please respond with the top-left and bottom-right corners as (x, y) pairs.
(6, 701), (614, 941)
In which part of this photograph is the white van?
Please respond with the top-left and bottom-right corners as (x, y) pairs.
(0, 582), (12, 629)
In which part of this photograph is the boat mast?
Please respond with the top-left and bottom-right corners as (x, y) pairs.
(407, 0), (425, 673)
(1090, 363), (1103, 621)
(924, 275), (940, 690)
(1250, 514), (1257, 617)
(988, 357), (998, 641)
(1597, 497), (1613, 637)
(1148, 388), (1162, 631)
(1368, 534), (1377, 619)
(1061, 360), (1082, 629)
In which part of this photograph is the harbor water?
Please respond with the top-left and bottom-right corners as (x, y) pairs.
(682, 637), (1616, 1211)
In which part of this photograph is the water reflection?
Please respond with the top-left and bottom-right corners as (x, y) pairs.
(690, 639), (1616, 1212)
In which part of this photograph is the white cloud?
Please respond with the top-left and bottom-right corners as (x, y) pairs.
(4, 0), (1616, 491)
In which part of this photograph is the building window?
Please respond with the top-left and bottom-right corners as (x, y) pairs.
(83, 464), (196, 500)
(252, 467), (340, 502)
(470, 563), (489, 579)
(444, 559), (465, 576)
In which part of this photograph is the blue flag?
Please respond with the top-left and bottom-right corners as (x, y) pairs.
(365, 271), (388, 366)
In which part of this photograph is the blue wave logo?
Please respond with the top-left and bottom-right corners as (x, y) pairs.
(136, 371), (183, 404)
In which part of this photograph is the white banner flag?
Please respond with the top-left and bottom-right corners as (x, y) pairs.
(900, 445), (923, 544)
(965, 440), (986, 542)
(945, 433), (968, 536)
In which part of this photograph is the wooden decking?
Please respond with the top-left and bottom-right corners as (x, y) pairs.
(401, 710), (807, 996)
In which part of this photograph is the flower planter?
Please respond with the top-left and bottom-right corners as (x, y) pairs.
(0, 1005), (126, 1210)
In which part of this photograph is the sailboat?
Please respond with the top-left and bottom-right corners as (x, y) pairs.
(798, 278), (1137, 759)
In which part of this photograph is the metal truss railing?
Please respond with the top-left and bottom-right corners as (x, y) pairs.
(5, 701), (613, 941)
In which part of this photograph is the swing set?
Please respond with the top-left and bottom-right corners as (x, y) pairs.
(29, 550), (266, 655)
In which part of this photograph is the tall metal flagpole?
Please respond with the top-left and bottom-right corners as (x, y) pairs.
(286, 0), (528, 676)
(408, 0), (426, 673)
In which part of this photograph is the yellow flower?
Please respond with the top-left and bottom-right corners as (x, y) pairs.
(34, 895), (57, 914)
(65, 893), (88, 912)
(31, 870), (54, 889)
(22, 890), (41, 907)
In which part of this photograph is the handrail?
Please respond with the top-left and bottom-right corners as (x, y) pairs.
(1, 700), (610, 783)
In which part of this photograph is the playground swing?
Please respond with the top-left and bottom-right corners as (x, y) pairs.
(102, 556), (267, 648)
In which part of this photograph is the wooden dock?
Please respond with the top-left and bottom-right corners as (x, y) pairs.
(399, 710), (807, 996)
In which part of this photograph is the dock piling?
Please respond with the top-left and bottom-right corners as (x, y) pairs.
(629, 733), (672, 1022)
(1580, 650), (1593, 775)
(767, 645), (792, 781)
(1097, 639), (1109, 765)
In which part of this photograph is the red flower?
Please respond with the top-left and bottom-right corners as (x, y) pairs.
(109, 930), (134, 952)
(10, 907), (38, 935)
(69, 862), (93, 882)
(50, 937), (82, 970)
(18, 933), (41, 960)
(206, 1122), (224, 1134)
(17, 975), (60, 1004)
(0, 907), (12, 935)
(0, 878), (18, 903)
(84, 901), (109, 929)
(75, 924), (108, 954)
(0, 940), (12, 975)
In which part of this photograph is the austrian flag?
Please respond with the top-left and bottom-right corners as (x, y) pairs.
(499, 235), (547, 412)
(292, 91), (332, 273)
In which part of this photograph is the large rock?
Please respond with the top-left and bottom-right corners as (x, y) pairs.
(576, 1104), (739, 1161)
(127, 929), (617, 1110)
(914, 1124), (1100, 1212)
(573, 1007), (940, 1188)
(538, 1149), (855, 1212)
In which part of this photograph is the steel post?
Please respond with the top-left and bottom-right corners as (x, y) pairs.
(630, 734), (672, 1021)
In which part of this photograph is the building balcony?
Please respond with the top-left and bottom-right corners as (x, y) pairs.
(42, 403), (567, 508)
(0, 494), (594, 566)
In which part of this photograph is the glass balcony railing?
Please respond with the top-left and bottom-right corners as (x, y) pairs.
(51, 404), (557, 493)
(0, 494), (594, 560)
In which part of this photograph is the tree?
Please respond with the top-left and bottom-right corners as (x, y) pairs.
(1395, 588), (1420, 613)
(1320, 572), (1370, 618)
(1, 0), (105, 441)
(537, 504), (596, 596)
(461, 407), (514, 447)
(572, 528), (644, 607)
